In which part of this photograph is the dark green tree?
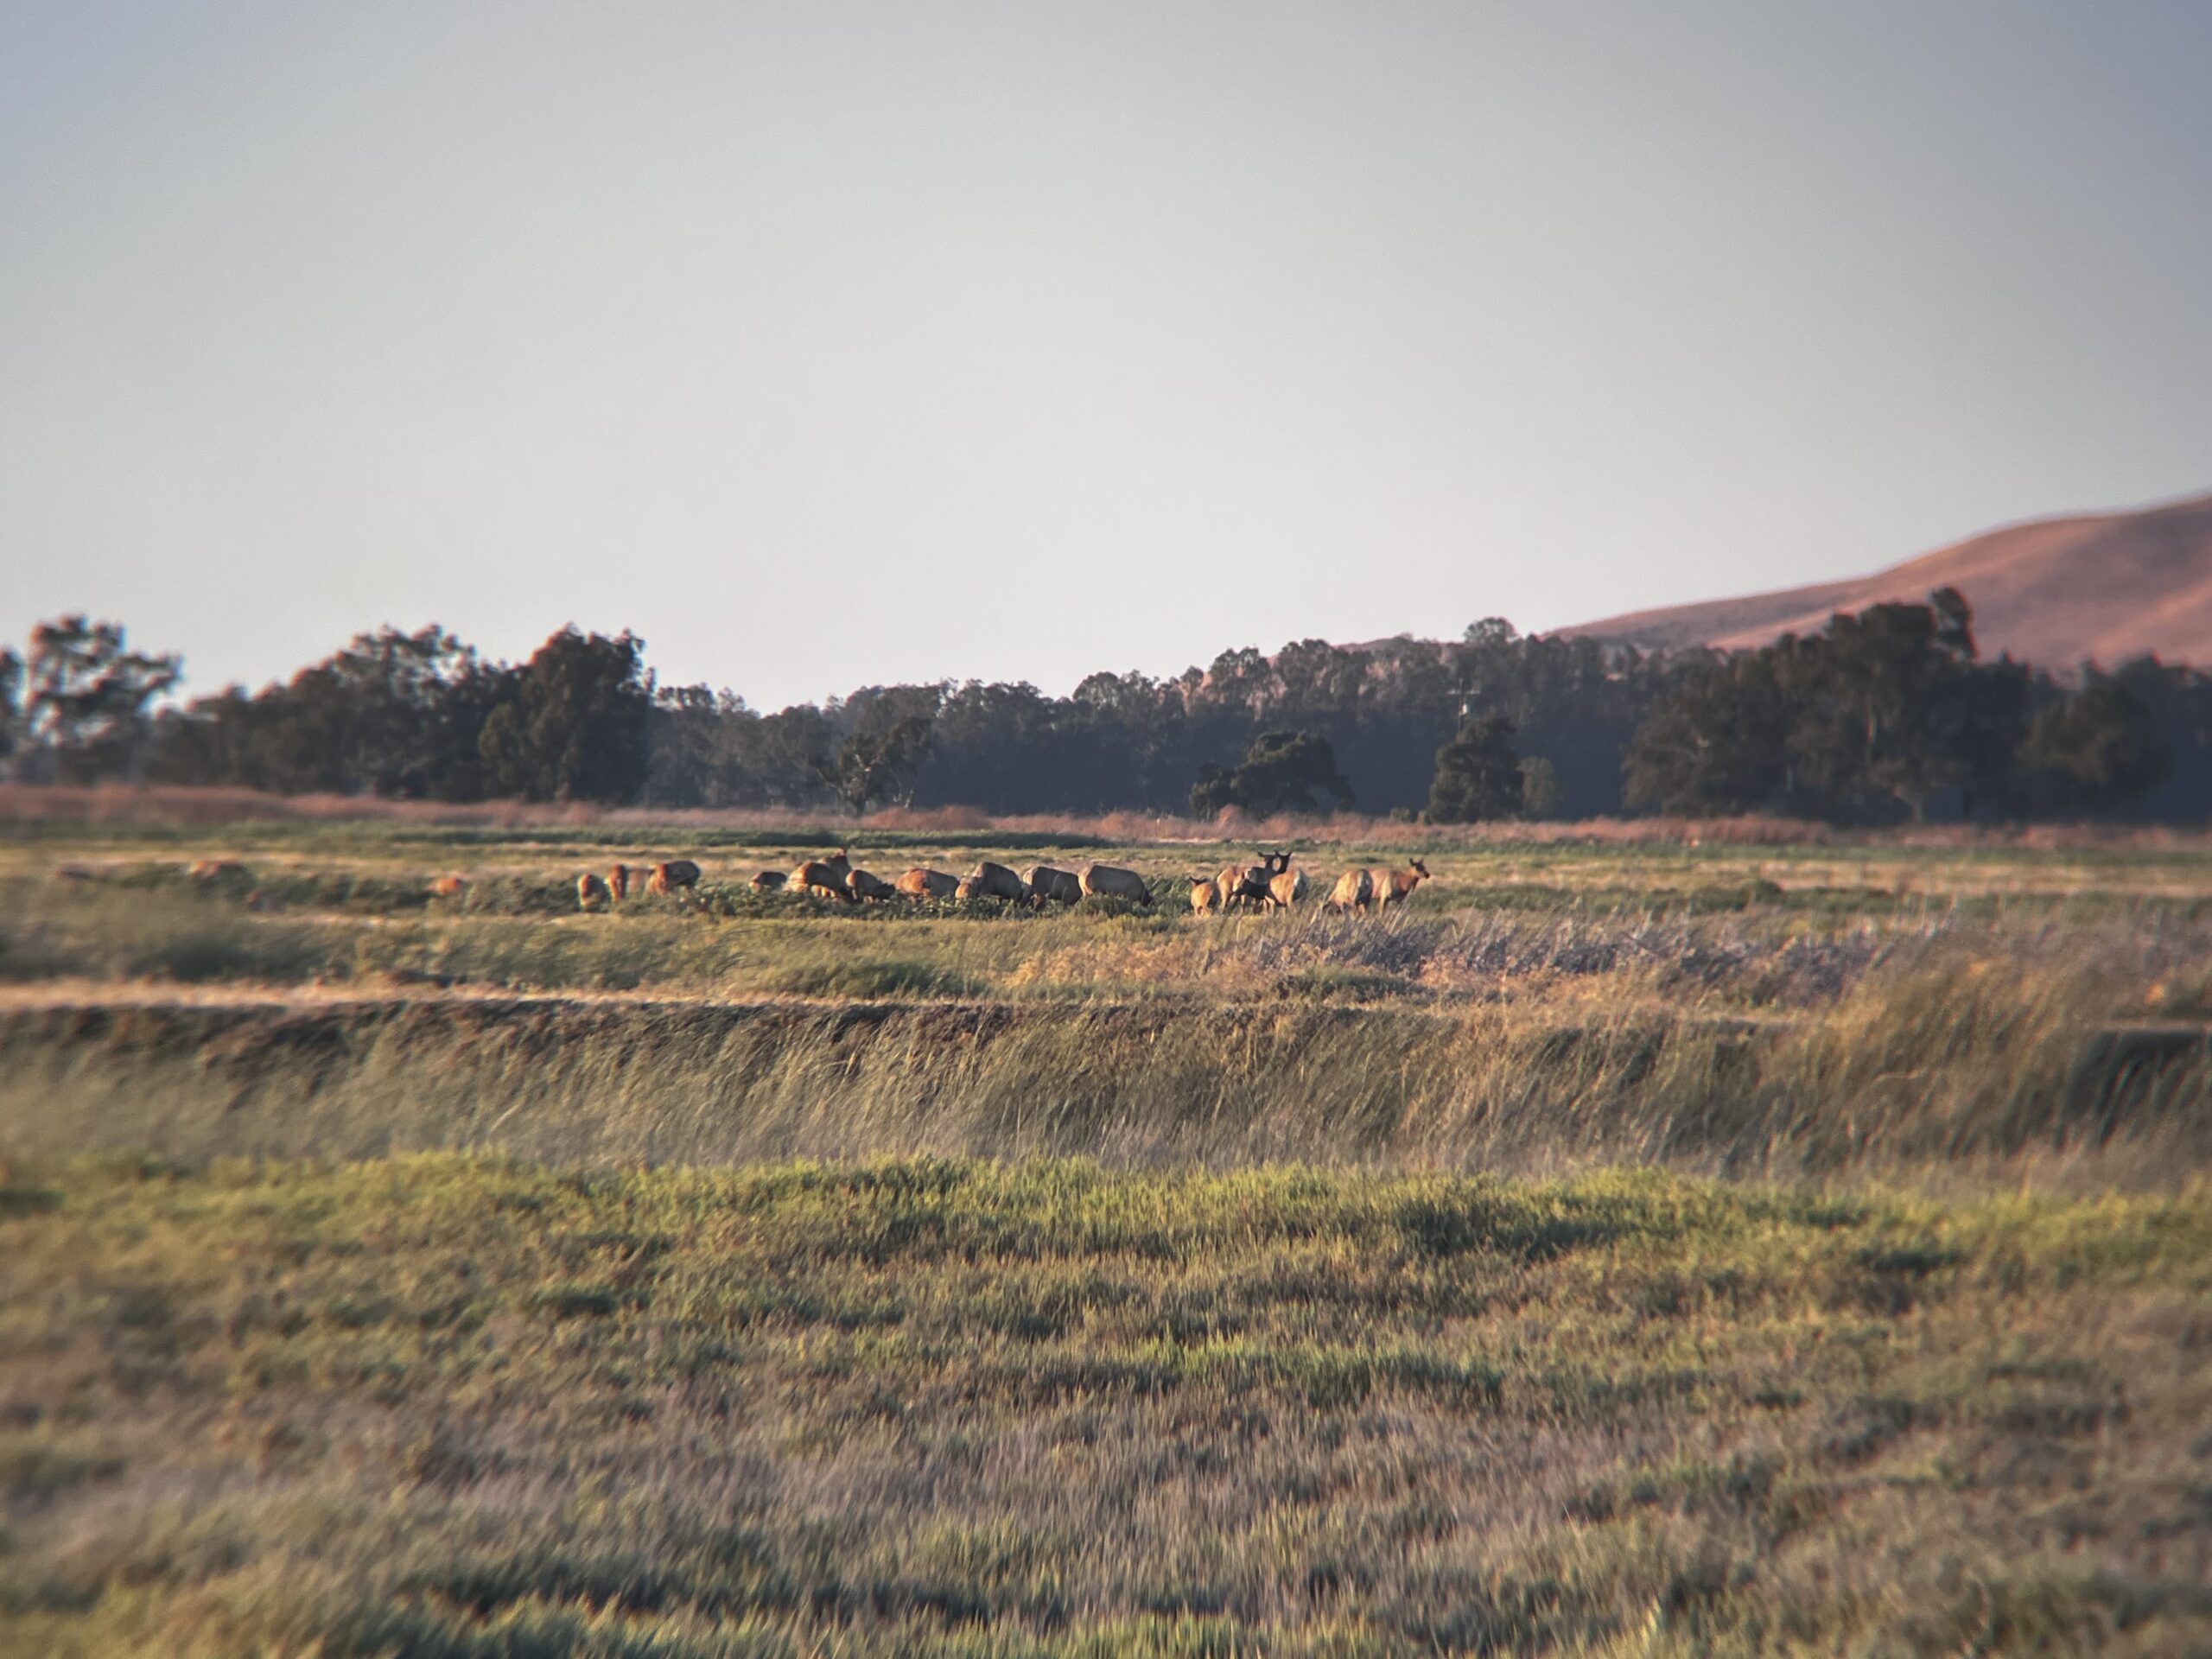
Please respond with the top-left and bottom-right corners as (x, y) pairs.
(0, 648), (22, 774)
(1190, 729), (1355, 817)
(1778, 588), (2003, 820)
(1624, 590), (2028, 823)
(1518, 755), (1566, 819)
(2021, 677), (2168, 811)
(478, 627), (652, 802)
(1427, 715), (1524, 822)
(1189, 762), (1239, 817)
(1622, 652), (1789, 814)
(827, 690), (939, 814)
(22, 616), (183, 783)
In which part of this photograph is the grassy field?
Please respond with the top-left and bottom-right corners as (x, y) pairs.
(4, 1158), (2209, 1656)
(3, 813), (2210, 1654)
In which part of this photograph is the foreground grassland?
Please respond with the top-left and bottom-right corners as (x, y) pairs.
(3, 1158), (2209, 1657)
(3, 818), (2210, 1654)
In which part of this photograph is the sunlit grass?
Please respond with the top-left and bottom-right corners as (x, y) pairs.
(2, 1156), (2207, 1656)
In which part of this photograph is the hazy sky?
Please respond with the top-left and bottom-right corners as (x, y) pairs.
(3, 3), (2209, 709)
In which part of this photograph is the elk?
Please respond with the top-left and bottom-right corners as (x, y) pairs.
(645, 859), (702, 896)
(576, 871), (610, 910)
(1325, 869), (1372, 912)
(1265, 867), (1309, 911)
(428, 874), (467, 899)
(793, 858), (855, 901)
(1215, 849), (1291, 912)
(749, 870), (788, 891)
(1022, 864), (1084, 906)
(962, 861), (1028, 904)
(845, 868), (899, 903)
(607, 864), (631, 901)
(1078, 862), (1153, 906)
(1188, 875), (1222, 915)
(789, 849), (853, 899)
(1367, 859), (1430, 910)
(897, 868), (960, 900)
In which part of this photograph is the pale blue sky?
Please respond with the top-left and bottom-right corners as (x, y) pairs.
(3, 3), (2208, 708)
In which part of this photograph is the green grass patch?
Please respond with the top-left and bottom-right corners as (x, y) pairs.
(0, 1156), (2206, 1656)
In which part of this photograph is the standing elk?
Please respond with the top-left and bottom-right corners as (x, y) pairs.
(794, 856), (855, 901)
(607, 864), (631, 901)
(750, 870), (788, 891)
(788, 849), (853, 899)
(1266, 866), (1309, 911)
(1215, 849), (1292, 912)
(961, 861), (1029, 904)
(576, 871), (610, 910)
(645, 859), (702, 897)
(1325, 869), (1372, 912)
(897, 868), (960, 900)
(1023, 865), (1084, 906)
(1188, 875), (1222, 915)
(1078, 862), (1153, 906)
(1365, 859), (1430, 910)
(845, 868), (899, 903)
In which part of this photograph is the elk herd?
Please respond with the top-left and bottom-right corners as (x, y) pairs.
(571, 848), (1430, 916)
(575, 859), (698, 908)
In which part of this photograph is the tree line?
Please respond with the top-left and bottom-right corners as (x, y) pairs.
(3, 588), (2206, 823)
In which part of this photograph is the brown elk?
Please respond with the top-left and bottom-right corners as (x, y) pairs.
(1023, 865), (1084, 906)
(645, 859), (702, 897)
(1325, 869), (1372, 912)
(1366, 859), (1430, 910)
(1265, 867), (1310, 911)
(1215, 849), (1292, 912)
(787, 849), (853, 899)
(1188, 875), (1222, 915)
(1078, 862), (1152, 906)
(897, 868), (960, 900)
(607, 864), (631, 901)
(576, 871), (610, 910)
(428, 874), (467, 899)
(845, 868), (899, 903)
(749, 870), (788, 891)
(962, 861), (1028, 904)
(794, 858), (855, 901)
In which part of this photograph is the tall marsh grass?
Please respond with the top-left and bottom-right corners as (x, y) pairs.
(3, 959), (2202, 1182)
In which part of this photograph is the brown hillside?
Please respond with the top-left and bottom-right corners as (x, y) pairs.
(1558, 491), (2212, 667)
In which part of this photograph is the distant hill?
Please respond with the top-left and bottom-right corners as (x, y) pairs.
(1556, 491), (2212, 668)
